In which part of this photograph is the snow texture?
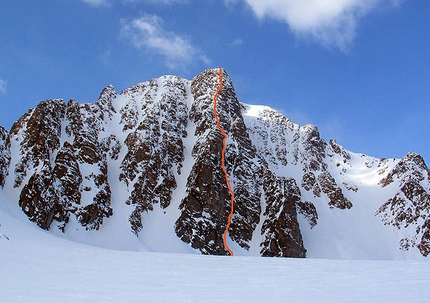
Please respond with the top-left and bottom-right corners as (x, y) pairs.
(1, 206), (429, 303)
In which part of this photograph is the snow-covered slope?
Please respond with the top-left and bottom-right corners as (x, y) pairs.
(1, 206), (429, 303)
(0, 68), (429, 260)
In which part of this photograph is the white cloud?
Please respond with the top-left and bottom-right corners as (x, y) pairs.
(0, 79), (7, 95)
(242, 0), (402, 50)
(120, 14), (208, 69)
(81, 0), (110, 7)
(229, 39), (243, 47)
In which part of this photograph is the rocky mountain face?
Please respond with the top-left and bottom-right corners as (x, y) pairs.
(376, 153), (430, 256)
(0, 126), (11, 188)
(1, 68), (429, 258)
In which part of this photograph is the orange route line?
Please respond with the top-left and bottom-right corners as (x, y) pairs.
(213, 67), (235, 256)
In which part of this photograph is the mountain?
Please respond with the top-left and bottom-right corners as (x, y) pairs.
(0, 68), (429, 259)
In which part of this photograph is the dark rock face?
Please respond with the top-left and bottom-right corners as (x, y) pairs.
(2, 68), (430, 258)
(379, 153), (429, 187)
(318, 172), (353, 209)
(329, 139), (351, 160)
(10, 93), (114, 231)
(300, 124), (327, 172)
(0, 126), (10, 188)
(260, 170), (306, 257)
(214, 72), (262, 252)
(119, 76), (189, 234)
(376, 153), (430, 256)
(175, 69), (264, 255)
(296, 201), (318, 228)
(10, 99), (70, 229)
(18, 142), (82, 231)
(11, 99), (66, 188)
(64, 96), (115, 230)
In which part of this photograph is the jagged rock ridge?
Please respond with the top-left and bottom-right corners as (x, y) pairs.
(0, 68), (429, 258)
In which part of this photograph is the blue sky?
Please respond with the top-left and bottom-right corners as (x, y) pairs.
(0, 0), (429, 162)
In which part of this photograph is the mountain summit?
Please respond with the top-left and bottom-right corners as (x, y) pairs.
(1, 68), (429, 259)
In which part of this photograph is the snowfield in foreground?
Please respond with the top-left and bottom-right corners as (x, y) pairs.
(1, 209), (429, 303)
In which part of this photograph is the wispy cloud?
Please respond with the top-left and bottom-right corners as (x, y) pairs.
(229, 39), (243, 47)
(99, 49), (113, 66)
(0, 79), (7, 95)
(241, 0), (402, 51)
(81, 0), (110, 7)
(120, 14), (209, 69)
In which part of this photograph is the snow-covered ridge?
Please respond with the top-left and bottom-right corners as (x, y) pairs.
(0, 68), (429, 260)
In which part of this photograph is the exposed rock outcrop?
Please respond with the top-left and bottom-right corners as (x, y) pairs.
(119, 76), (188, 234)
(376, 153), (430, 256)
(260, 170), (306, 257)
(175, 69), (264, 255)
(10, 94), (114, 231)
(0, 126), (10, 188)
